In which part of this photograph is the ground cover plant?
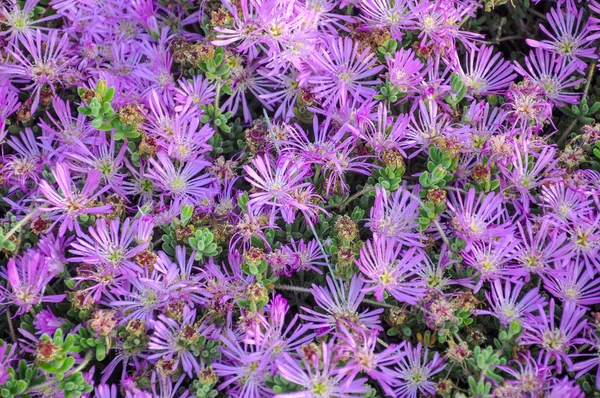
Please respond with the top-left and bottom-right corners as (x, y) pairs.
(1, 0), (600, 396)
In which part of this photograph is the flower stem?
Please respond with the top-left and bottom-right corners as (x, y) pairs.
(6, 308), (17, 343)
(274, 284), (401, 310)
(325, 187), (373, 210)
(406, 191), (452, 248)
(25, 350), (94, 394)
(558, 62), (596, 146)
(4, 209), (40, 241)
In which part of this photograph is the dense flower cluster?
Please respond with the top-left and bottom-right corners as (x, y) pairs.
(1, 0), (600, 397)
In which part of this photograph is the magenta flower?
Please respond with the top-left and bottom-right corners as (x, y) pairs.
(38, 163), (112, 236)
(300, 275), (384, 333)
(1, 30), (74, 112)
(146, 151), (216, 204)
(356, 236), (427, 304)
(526, 7), (598, 71)
(514, 48), (584, 106)
(365, 186), (422, 247)
(447, 188), (510, 249)
(456, 44), (517, 96)
(386, 48), (427, 94)
(275, 340), (370, 398)
(521, 300), (588, 371)
(0, 250), (65, 316)
(302, 36), (383, 107)
(478, 279), (546, 328)
(388, 341), (446, 398)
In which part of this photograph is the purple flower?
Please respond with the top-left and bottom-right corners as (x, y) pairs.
(69, 217), (149, 273)
(541, 182), (594, 223)
(388, 341), (446, 398)
(500, 142), (558, 211)
(0, 339), (17, 385)
(365, 186), (422, 247)
(300, 275), (384, 334)
(146, 151), (216, 204)
(244, 154), (312, 221)
(247, 295), (315, 368)
(33, 309), (65, 335)
(526, 7), (598, 71)
(514, 48), (584, 106)
(514, 219), (570, 277)
(543, 260), (600, 307)
(94, 384), (118, 398)
(495, 352), (552, 396)
(336, 326), (402, 395)
(0, 81), (20, 143)
(174, 75), (216, 115)
(302, 36), (383, 107)
(356, 236), (427, 304)
(275, 340), (370, 398)
(358, 0), (420, 41)
(148, 307), (205, 376)
(478, 279), (546, 327)
(521, 300), (588, 371)
(447, 188), (510, 249)
(1, 30), (74, 112)
(283, 238), (328, 274)
(571, 332), (600, 390)
(38, 163), (112, 236)
(386, 48), (427, 95)
(463, 238), (525, 291)
(67, 133), (128, 196)
(0, 0), (60, 45)
(156, 114), (214, 163)
(221, 61), (273, 123)
(456, 44), (517, 96)
(0, 250), (65, 315)
(213, 329), (272, 398)
(1, 128), (44, 194)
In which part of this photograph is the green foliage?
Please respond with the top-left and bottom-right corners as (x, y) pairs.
(264, 373), (303, 395)
(375, 38), (399, 61)
(1, 331), (94, 398)
(198, 47), (230, 82)
(73, 328), (108, 362)
(445, 73), (467, 110)
(418, 147), (454, 190)
(189, 228), (220, 260)
(466, 345), (509, 398)
(369, 164), (405, 191)
(561, 98), (600, 126)
(77, 80), (141, 140)
(375, 80), (405, 103)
